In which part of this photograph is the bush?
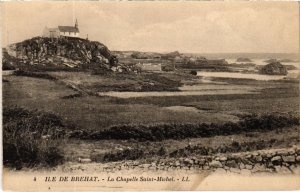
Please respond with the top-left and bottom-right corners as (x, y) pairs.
(61, 93), (82, 99)
(157, 146), (167, 156)
(2, 61), (16, 70)
(14, 70), (57, 80)
(3, 107), (66, 168)
(77, 113), (299, 141)
(190, 70), (197, 75)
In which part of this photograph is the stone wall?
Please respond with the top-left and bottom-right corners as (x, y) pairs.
(69, 146), (300, 174)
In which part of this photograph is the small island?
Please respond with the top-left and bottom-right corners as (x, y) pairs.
(261, 61), (288, 75)
(236, 57), (252, 62)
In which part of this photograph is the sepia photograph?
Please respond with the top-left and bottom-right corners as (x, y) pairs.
(1, 1), (300, 191)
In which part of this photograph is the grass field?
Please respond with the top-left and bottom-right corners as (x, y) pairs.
(63, 125), (300, 163)
(3, 70), (299, 166)
(47, 71), (193, 92)
(3, 72), (299, 130)
(3, 75), (244, 130)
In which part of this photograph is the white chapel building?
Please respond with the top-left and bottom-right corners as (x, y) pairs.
(43, 19), (80, 38)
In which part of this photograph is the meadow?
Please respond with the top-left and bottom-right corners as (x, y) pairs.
(2, 70), (299, 168)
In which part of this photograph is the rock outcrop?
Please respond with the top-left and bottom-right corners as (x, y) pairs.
(161, 51), (181, 60)
(261, 62), (288, 75)
(236, 57), (252, 62)
(131, 52), (162, 59)
(4, 36), (118, 69)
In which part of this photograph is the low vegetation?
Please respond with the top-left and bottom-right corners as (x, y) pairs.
(90, 138), (294, 163)
(86, 72), (183, 92)
(169, 139), (280, 157)
(69, 113), (299, 141)
(61, 93), (82, 99)
(3, 107), (69, 169)
(14, 70), (57, 81)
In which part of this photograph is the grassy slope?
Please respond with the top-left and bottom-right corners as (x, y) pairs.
(48, 71), (191, 92)
(3, 75), (238, 131)
(3, 71), (299, 131)
(3, 71), (299, 164)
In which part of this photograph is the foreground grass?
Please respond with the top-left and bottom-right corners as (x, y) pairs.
(3, 76), (241, 131)
(3, 106), (299, 166)
(63, 125), (299, 163)
(69, 113), (299, 141)
(3, 107), (70, 169)
(94, 138), (297, 163)
(3, 74), (299, 131)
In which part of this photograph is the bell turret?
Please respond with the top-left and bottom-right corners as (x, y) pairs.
(75, 19), (78, 29)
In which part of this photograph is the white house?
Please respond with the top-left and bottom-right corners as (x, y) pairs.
(137, 63), (162, 71)
(43, 19), (80, 38)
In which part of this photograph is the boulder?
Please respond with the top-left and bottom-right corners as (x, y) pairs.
(251, 164), (266, 173)
(254, 155), (263, 162)
(239, 163), (245, 169)
(184, 158), (194, 165)
(274, 166), (292, 174)
(214, 168), (227, 174)
(282, 155), (296, 163)
(209, 160), (223, 168)
(271, 156), (282, 162)
(229, 168), (241, 174)
(271, 156), (282, 165)
(198, 159), (206, 166)
(225, 160), (238, 168)
(219, 156), (228, 161)
(261, 62), (287, 75)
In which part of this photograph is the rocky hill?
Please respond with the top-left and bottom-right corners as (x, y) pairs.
(3, 36), (118, 70)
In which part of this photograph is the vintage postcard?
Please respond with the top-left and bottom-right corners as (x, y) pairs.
(1, 1), (300, 191)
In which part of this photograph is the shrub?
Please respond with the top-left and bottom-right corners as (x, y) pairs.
(61, 93), (82, 99)
(3, 107), (66, 168)
(2, 62), (16, 70)
(157, 146), (167, 156)
(79, 113), (299, 141)
(3, 127), (64, 168)
(190, 70), (197, 75)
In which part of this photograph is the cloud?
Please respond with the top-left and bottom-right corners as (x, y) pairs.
(112, 6), (299, 53)
(1, 2), (299, 53)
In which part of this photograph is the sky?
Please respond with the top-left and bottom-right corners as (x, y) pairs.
(1, 1), (299, 53)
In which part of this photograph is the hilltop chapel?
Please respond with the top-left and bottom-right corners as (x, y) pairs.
(43, 19), (80, 38)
